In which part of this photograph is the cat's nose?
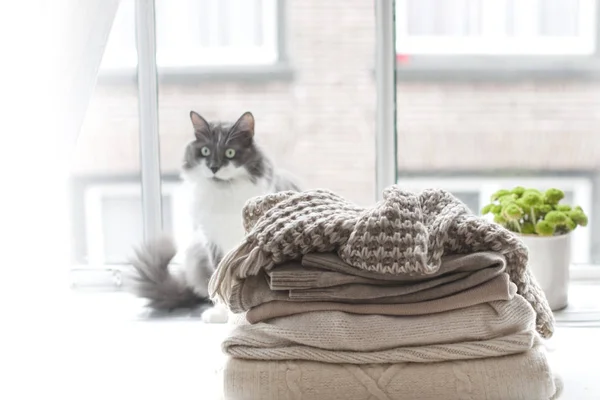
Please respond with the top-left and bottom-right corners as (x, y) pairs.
(210, 166), (220, 174)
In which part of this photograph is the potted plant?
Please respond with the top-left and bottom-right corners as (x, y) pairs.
(481, 187), (588, 311)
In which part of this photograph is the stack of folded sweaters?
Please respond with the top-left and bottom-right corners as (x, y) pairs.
(210, 186), (562, 400)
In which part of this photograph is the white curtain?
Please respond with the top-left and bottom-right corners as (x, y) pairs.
(0, 2), (122, 398)
(0, 0), (120, 295)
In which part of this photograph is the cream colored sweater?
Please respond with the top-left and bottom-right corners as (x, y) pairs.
(222, 345), (561, 400)
(223, 295), (537, 364)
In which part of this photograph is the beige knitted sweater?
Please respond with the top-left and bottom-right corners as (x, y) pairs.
(223, 295), (536, 364)
(223, 346), (561, 400)
(209, 186), (554, 338)
(245, 273), (515, 324)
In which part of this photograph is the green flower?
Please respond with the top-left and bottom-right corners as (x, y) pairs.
(511, 186), (526, 197)
(521, 221), (535, 235)
(520, 191), (543, 207)
(516, 198), (528, 209)
(544, 188), (565, 205)
(502, 204), (523, 221)
(555, 204), (572, 212)
(568, 209), (588, 227)
(491, 189), (511, 201)
(535, 221), (555, 236)
(487, 186), (586, 235)
(537, 204), (553, 214)
(498, 194), (518, 205)
(564, 217), (577, 231)
(545, 210), (568, 225)
(524, 188), (542, 195)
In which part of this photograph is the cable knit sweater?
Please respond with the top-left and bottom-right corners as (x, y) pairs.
(209, 185), (554, 338)
(223, 346), (562, 400)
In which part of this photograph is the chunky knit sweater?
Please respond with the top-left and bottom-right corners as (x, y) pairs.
(209, 185), (555, 338)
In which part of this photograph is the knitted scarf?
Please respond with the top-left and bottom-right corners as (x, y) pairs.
(208, 185), (555, 338)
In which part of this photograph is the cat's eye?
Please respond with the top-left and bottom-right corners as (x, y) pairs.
(225, 148), (236, 159)
(200, 146), (211, 156)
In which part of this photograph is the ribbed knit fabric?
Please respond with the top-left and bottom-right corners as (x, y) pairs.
(245, 274), (515, 324)
(226, 331), (535, 364)
(229, 251), (506, 313)
(225, 294), (535, 352)
(286, 266), (502, 302)
(224, 295), (536, 364)
(223, 345), (561, 400)
(272, 251), (507, 289)
(209, 186), (554, 338)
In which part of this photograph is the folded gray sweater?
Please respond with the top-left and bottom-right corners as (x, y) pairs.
(230, 252), (506, 313)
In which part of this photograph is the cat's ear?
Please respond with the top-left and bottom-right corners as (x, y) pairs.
(190, 111), (210, 137)
(230, 111), (255, 138)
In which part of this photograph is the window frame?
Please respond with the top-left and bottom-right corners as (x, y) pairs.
(97, 0), (292, 84)
(155, 0), (279, 68)
(394, 0), (600, 81)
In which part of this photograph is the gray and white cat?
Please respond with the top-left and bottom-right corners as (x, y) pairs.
(127, 111), (300, 322)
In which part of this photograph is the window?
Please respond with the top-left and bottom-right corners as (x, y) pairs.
(68, 0), (600, 297)
(73, 181), (190, 265)
(395, 0), (597, 55)
(101, 0), (278, 70)
(397, 175), (594, 265)
(72, 0), (384, 290)
(70, 180), (194, 287)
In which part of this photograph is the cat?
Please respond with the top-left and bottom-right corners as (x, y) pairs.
(126, 111), (300, 322)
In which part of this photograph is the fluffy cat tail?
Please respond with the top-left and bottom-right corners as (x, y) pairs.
(125, 236), (209, 310)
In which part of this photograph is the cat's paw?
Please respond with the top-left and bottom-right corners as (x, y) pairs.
(201, 305), (229, 324)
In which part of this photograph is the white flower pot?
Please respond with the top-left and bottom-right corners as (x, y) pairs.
(520, 233), (571, 311)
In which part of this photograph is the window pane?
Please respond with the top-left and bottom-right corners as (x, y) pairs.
(70, 0), (141, 271)
(539, 0), (580, 36)
(157, 0), (378, 259)
(407, 0), (480, 36)
(397, 89), (598, 265)
(155, 0), (277, 66)
(101, 197), (143, 264)
(399, 0), (592, 54)
(101, 195), (173, 264)
(100, 0), (136, 69)
(406, 0), (438, 35)
(452, 192), (481, 214)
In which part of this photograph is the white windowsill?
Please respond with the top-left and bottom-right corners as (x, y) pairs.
(554, 281), (600, 327)
(69, 264), (600, 321)
(41, 283), (600, 399)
